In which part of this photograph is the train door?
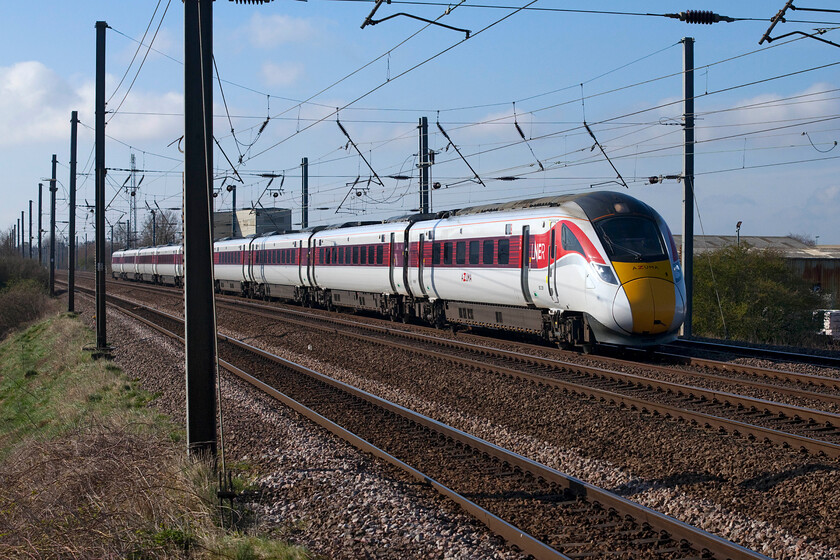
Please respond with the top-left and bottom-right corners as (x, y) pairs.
(388, 232), (397, 293)
(296, 242), (304, 285)
(307, 237), (317, 287)
(520, 225), (534, 304)
(548, 226), (559, 304)
(417, 233), (428, 296)
(256, 239), (266, 285)
(242, 242), (250, 284)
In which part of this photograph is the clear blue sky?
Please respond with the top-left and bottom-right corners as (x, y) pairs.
(2, 1), (839, 244)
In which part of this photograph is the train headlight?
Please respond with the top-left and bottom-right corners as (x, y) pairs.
(672, 261), (683, 283)
(591, 262), (618, 285)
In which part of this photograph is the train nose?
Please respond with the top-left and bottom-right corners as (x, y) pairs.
(613, 277), (679, 335)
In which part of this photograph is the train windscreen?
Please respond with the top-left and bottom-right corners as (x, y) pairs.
(594, 216), (667, 263)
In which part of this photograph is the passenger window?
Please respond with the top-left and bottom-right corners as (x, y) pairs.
(443, 242), (453, 265)
(498, 239), (510, 265)
(483, 240), (494, 265)
(562, 224), (585, 255)
(376, 245), (383, 265)
(432, 242), (441, 265)
(360, 246), (367, 265)
(469, 241), (480, 265)
(369, 245), (375, 264)
(353, 246), (359, 264)
(339, 247), (345, 265)
(456, 241), (466, 265)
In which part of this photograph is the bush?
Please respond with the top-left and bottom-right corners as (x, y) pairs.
(0, 257), (52, 339)
(693, 244), (822, 345)
(0, 256), (48, 290)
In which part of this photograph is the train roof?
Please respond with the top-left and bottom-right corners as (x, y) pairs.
(450, 191), (656, 222)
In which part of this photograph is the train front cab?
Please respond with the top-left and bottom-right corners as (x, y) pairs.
(585, 212), (686, 347)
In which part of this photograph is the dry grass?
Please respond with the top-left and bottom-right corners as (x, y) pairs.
(0, 314), (313, 560)
(0, 417), (212, 559)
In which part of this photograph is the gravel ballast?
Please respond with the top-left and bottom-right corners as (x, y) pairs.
(69, 293), (529, 560)
(71, 283), (840, 559)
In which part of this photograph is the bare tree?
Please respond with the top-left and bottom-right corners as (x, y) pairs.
(787, 232), (816, 247)
(138, 210), (180, 247)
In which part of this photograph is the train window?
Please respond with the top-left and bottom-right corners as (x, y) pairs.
(443, 242), (453, 265)
(339, 247), (345, 265)
(432, 242), (441, 265)
(376, 245), (383, 265)
(498, 239), (510, 265)
(594, 216), (666, 263)
(456, 241), (466, 265)
(368, 245), (375, 264)
(360, 246), (367, 265)
(353, 246), (359, 264)
(483, 240), (494, 265)
(562, 225), (585, 256)
(326, 248), (331, 264)
(469, 241), (480, 265)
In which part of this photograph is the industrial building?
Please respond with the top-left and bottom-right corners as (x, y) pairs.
(213, 208), (292, 240)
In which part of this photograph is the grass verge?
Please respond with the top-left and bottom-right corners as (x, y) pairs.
(0, 313), (313, 559)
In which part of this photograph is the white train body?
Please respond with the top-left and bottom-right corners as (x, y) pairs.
(111, 192), (685, 347)
(249, 231), (313, 300)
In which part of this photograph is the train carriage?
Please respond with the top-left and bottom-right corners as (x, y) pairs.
(115, 248), (140, 280)
(249, 231), (313, 300)
(309, 221), (413, 313)
(214, 238), (251, 295)
(135, 247), (157, 282)
(154, 244), (183, 286)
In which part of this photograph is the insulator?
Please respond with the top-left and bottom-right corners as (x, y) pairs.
(681, 10), (718, 24)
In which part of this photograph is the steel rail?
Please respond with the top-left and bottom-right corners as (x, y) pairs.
(77, 285), (769, 560)
(71, 287), (566, 560)
(668, 339), (840, 369)
(73, 279), (840, 457)
(196, 288), (840, 409)
(655, 351), (840, 392)
(187, 297), (840, 450)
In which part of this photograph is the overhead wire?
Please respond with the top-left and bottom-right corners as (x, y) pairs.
(107, 0), (173, 124)
(247, 0), (541, 162)
(319, 0), (840, 25)
(107, 0), (163, 106)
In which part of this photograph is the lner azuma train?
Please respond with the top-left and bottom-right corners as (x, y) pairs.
(112, 191), (686, 348)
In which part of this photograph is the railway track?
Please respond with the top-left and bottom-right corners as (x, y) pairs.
(70, 276), (840, 457)
(70, 283), (769, 560)
(664, 339), (840, 370)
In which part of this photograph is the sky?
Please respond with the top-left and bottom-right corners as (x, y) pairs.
(1, 1), (839, 246)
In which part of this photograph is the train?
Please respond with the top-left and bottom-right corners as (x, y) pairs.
(111, 191), (686, 348)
